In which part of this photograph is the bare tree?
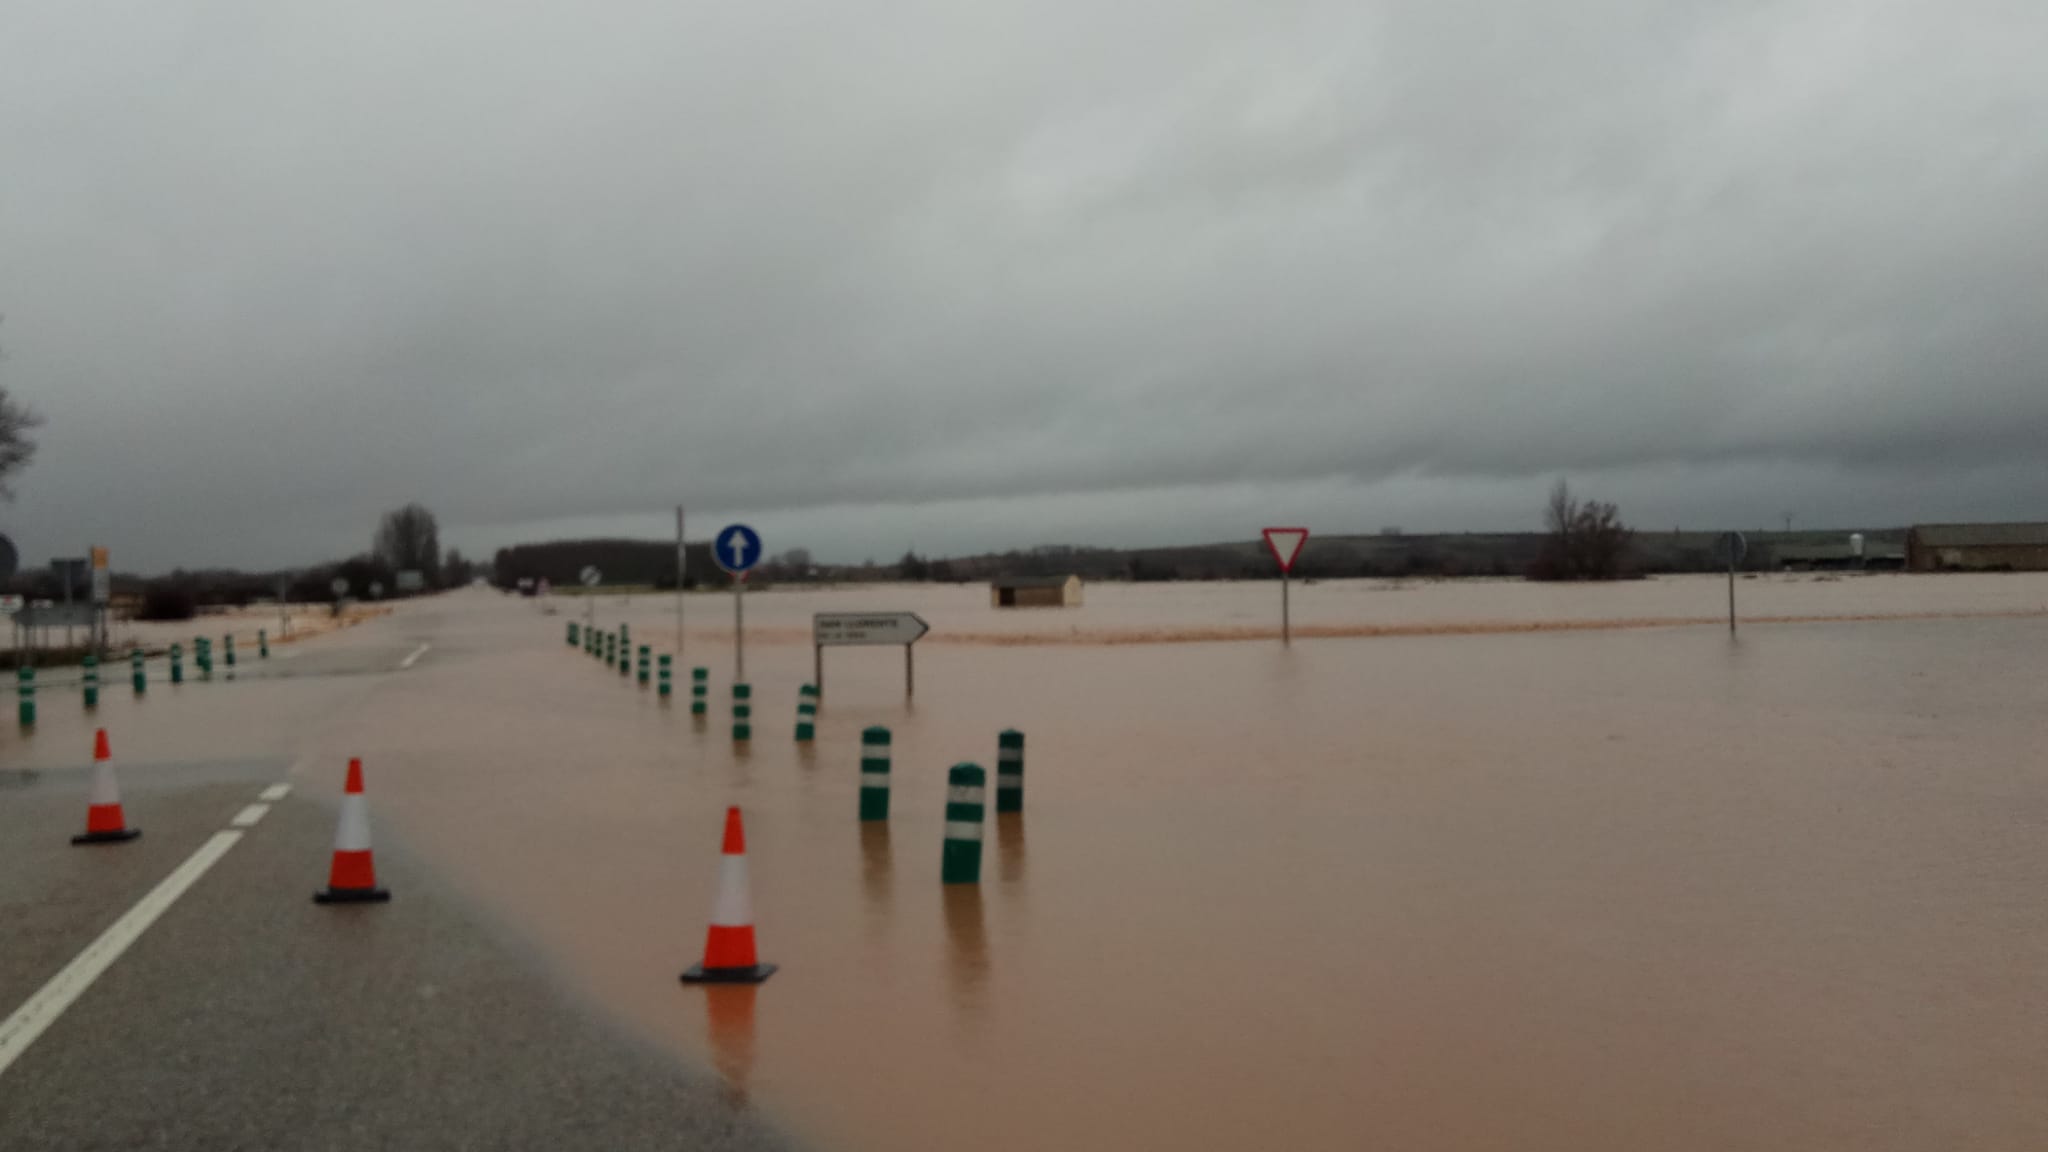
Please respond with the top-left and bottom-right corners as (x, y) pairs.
(1534, 478), (1635, 581)
(373, 504), (442, 585)
(0, 322), (42, 499)
(442, 548), (474, 586)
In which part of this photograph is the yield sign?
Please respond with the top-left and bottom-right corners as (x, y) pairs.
(1262, 527), (1310, 574)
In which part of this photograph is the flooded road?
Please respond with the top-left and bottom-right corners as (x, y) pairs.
(80, 573), (2048, 1150)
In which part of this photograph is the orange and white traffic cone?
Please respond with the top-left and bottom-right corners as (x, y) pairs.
(681, 807), (776, 984)
(72, 728), (140, 845)
(313, 758), (390, 904)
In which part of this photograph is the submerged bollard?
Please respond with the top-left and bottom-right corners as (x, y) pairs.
(942, 764), (986, 884)
(195, 637), (212, 680)
(82, 654), (99, 710)
(996, 730), (1025, 813)
(170, 643), (183, 685)
(620, 641), (632, 679)
(794, 684), (817, 742)
(860, 727), (891, 821)
(691, 667), (708, 716)
(259, 629), (269, 659)
(130, 648), (146, 695)
(224, 634), (237, 669)
(637, 645), (650, 686)
(658, 654), (672, 699)
(567, 621), (579, 647)
(732, 682), (752, 741)
(17, 666), (34, 729)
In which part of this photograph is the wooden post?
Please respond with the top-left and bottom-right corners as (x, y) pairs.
(905, 643), (915, 698)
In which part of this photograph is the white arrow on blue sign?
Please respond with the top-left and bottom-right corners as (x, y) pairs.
(714, 523), (764, 577)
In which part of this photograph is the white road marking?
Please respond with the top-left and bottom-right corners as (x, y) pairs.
(397, 643), (431, 670)
(258, 784), (292, 801)
(230, 803), (270, 828)
(0, 831), (244, 1080)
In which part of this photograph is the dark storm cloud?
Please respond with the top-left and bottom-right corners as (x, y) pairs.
(2, 0), (2045, 569)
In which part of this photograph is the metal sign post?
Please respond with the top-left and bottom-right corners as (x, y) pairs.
(688, 504), (696, 660)
(713, 524), (763, 682)
(1723, 532), (1747, 634)
(580, 565), (602, 637)
(675, 506), (686, 661)
(813, 612), (930, 698)
(1261, 527), (1310, 645)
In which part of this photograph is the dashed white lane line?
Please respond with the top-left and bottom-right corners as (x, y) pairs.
(0, 830), (245, 1080)
(258, 784), (292, 802)
(229, 804), (271, 828)
(397, 643), (431, 670)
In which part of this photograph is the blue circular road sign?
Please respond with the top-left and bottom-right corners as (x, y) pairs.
(714, 523), (764, 577)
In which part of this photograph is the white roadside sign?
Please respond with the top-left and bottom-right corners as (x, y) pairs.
(814, 612), (931, 647)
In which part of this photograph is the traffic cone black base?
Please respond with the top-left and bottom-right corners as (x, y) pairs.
(313, 887), (391, 904)
(71, 828), (142, 845)
(681, 962), (777, 985)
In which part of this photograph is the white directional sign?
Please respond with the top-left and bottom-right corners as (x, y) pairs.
(580, 566), (603, 587)
(331, 577), (350, 596)
(1262, 527), (1310, 574)
(814, 612), (931, 647)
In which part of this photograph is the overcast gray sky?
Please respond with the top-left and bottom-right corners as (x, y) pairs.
(3, 0), (2046, 572)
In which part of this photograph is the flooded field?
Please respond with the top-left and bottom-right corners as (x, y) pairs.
(345, 575), (2048, 1149)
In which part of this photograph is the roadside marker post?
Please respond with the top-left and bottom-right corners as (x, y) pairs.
(130, 648), (145, 696)
(732, 682), (752, 742)
(859, 727), (891, 821)
(567, 621), (579, 647)
(224, 634), (236, 670)
(606, 632), (617, 669)
(1261, 527), (1311, 645)
(996, 730), (1025, 813)
(658, 654), (672, 699)
(259, 629), (269, 659)
(169, 643), (183, 685)
(942, 764), (986, 884)
(638, 645), (651, 687)
(620, 640), (632, 679)
(692, 667), (708, 716)
(794, 684), (817, 742)
(82, 654), (98, 710)
(16, 666), (32, 729)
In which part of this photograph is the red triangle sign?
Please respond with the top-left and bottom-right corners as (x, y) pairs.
(1262, 527), (1309, 574)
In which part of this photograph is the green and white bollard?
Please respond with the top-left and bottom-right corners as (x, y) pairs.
(131, 648), (146, 695)
(636, 645), (650, 686)
(259, 629), (269, 659)
(732, 682), (752, 741)
(658, 654), (672, 699)
(224, 635), (237, 669)
(195, 637), (212, 680)
(619, 640), (632, 679)
(567, 621), (579, 647)
(82, 654), (99, 710)
(691, 667), (708, 716)
(942, 764), (987, 884)
(170, 643), (183, 685)
(795, 684), (817, 742)
(860, 727), (891, 821)
(996, 730), (1025, 813)
(17, 666), (34, 729)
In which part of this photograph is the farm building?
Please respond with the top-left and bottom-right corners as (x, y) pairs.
(990, 574), (1083, 608)
(1906, 523), (2048, 572)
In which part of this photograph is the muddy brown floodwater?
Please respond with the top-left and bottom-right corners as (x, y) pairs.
(354, 574), (2048, 1151)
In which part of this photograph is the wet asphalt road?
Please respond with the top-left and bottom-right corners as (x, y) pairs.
(0, 606), (796, 1152)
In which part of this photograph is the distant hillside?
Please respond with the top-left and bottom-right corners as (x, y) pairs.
(492, 528), (1910, 587)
